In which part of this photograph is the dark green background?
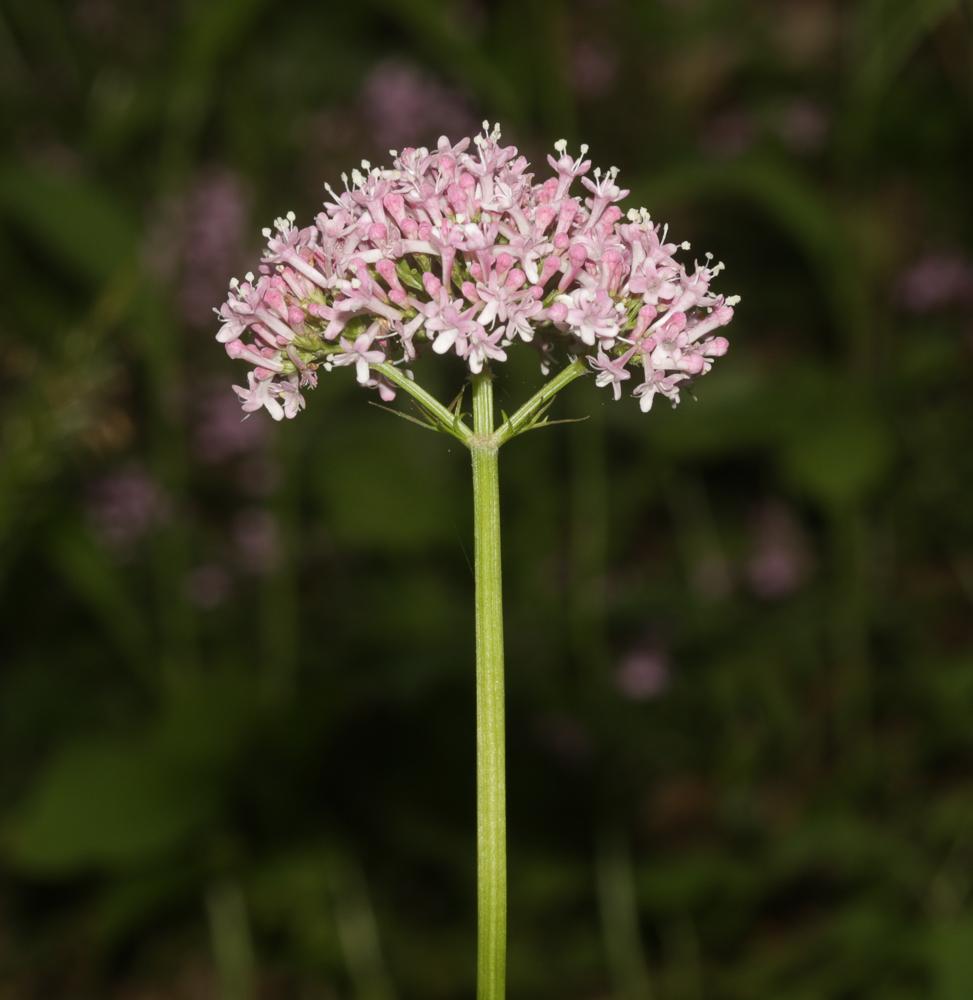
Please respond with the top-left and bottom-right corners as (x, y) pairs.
(1, 1), (972, 997)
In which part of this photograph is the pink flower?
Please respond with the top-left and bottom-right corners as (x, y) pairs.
(587, 348), (632, 400)
(467, 324), (508, 373)
(558, 287), (622, 345)
(233, 371), (305, 421)
(332, 331), (387, 384)
(425, 300), (479, 360)
(633, 371), (688, 413)
(214, 124), (736, 418)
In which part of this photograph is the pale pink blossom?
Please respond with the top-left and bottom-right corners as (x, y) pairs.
(558, 287), (622, 345)
(588, 347), (632, 400)
(633, 371), (688, 412)
(233, 509), (281, 575)
(467, 324), (508, 373)
(233, 371), (304, 421)
(185, 564), (231, 609)
(332, 332), (387, 384)
(215, 124), (736, 418)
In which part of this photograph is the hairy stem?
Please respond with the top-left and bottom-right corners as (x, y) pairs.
(471, 373), (507, 999)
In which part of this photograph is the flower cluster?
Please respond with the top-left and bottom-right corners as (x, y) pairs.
(216, 123), (737, 421)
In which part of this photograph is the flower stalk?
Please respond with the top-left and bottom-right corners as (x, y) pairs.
(470, 372), (507, 999)
(495, 358), (589, 445)
(371, 362), (472, 443)
(365, 360), (583, 997)
(215, 123), (738, 999)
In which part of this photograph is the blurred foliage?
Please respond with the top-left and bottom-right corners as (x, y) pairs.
(1, 0), (972, 997)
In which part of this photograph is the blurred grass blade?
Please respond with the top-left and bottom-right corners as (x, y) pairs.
(330, 852), (397, 1000)
(46, 523), (152, 676)
(596, 827), (653, 1000)
(161, 0), (270, 179)
(207, 881), (257, 1000)
(841, 0), (963, 158)
(2, 734), (219, 872)
(855, 0), (961, 101)
(0, 162), (136, 283)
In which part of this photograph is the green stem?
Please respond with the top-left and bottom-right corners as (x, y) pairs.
(371, 362), (472, 443)
(365, 358), (585, 996)
(495, 358), (587, 445)
(471, 373), (507, 1000)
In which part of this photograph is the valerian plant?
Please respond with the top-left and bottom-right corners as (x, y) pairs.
(215, 122), (736, 999)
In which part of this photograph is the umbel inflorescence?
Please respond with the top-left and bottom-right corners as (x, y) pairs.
(216, 123), (737, 422)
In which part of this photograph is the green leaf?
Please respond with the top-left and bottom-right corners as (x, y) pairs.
(928, 921), (973, 1000)
(368, 400), (439, 434)
(3, 734), (219, 873)
(318, 421), (459, 550)
(780, 402), (893, 508)
(844, 0), (962, 143)
(0, 162), (136, 283)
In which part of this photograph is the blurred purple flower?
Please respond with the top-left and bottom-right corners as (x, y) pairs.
(701, 108), (755, 158)
(615, 647), (670, 701)
(76, 0), (117, 33)
(232, 508), (281, 575)
(236, 455), (281, 498)
(533, 713), (591, 764)
(179, 168), (251, 326)
(572, 40), (619, 98)
(76, 0), (175, 44)
(86, 465), (168, 552)
(899, 252), (973, 314)
(690, 551), (733, 600)
(302, 108), (357, 157)
(143, 167), (251, 328)
(775, 98), (828, 154)
(359, 60), (476, 150)
(193, 381), (267, 464)
(185, 564), (231, 609)
(745, 502), (812, 600)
